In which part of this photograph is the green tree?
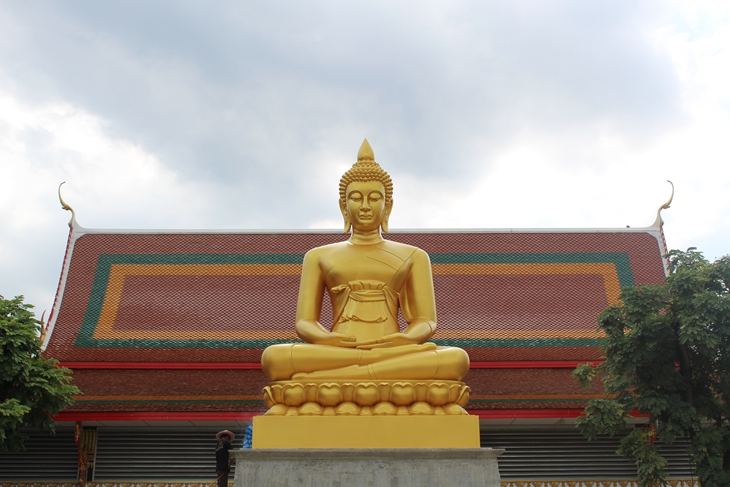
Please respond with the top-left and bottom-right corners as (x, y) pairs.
(574, 248), (730, 487)
(1, 295), (80, 451)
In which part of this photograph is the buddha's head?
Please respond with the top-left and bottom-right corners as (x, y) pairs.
(339, 139), (393, 234)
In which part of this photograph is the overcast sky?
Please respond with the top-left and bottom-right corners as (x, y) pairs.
(1, 1), (729, 313)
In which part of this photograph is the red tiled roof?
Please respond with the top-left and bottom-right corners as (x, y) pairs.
(44, 226), (666, 415)
(60, 367), (604, 414)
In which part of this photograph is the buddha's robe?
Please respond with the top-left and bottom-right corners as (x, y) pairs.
(261, 240), (470, 382)
(326, 241), (433, 341)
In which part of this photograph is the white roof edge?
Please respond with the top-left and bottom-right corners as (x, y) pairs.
(42, 225), (80, 351)
(72, 224), (662, 236)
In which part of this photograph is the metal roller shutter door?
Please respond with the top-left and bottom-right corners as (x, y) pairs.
(0, 429), (78, 481)
(481, 427), (694, 479)
(94, 427), (244, 481)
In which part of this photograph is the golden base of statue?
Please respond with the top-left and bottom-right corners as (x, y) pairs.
(258, 379), (478, 448)
(252, 415), (480, 448)
(263, 380), (470, 416)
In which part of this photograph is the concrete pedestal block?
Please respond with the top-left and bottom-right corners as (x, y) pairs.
(232, 448), (504, 487)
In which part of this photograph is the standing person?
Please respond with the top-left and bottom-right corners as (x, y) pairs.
(215, 430), (235, 487)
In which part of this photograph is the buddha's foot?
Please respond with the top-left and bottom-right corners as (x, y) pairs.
(291, 343), (440, 381)
(292, 365), (365, 381)
(262, 380), (470, 417)
(358, 342), (438, 364)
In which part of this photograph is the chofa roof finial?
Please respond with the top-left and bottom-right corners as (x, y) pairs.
(652, 180), (674, 228)
(58, 182), (76, 227)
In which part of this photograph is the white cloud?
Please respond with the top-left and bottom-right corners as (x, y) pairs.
(391, 6), (730, 261)
(0, 91), (215, 309)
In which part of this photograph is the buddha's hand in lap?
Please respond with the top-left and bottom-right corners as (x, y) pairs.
(355, 332), (427, 349)
(309, 331), (379, 348)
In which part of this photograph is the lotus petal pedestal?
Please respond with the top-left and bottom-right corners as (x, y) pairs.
(258, 379), (477, 448)
(263, 380), (471, 417)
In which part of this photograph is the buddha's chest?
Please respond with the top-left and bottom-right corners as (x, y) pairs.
(320, 247), (411, 290)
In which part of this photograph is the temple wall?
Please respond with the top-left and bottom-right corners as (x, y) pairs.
(0, 481), (701, 487)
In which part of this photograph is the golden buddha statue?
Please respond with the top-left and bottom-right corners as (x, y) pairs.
(258, 140), (473, 428)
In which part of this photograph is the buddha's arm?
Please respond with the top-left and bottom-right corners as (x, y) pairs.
(294, 250), (360, 347)
(398, 248), (437, 343)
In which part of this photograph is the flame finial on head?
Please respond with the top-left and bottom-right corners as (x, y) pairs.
(357, 138), (375, 162)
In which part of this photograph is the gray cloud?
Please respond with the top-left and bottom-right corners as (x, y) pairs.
(1, 1), (681, 194)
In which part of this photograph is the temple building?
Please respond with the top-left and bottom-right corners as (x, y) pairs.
(0, 204), (697, 485)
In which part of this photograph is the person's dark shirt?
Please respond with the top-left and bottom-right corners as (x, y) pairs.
(215, 439), (232, 470)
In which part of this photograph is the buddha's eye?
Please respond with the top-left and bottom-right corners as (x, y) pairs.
(369, 192), (382, 201)
(349, 192), (363, 202)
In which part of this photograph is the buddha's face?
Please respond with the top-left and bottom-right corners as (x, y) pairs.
(340, 181), (392, 232)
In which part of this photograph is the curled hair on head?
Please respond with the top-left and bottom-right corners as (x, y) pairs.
(339, 139), (394, 234)
(339, 161), (393, 204)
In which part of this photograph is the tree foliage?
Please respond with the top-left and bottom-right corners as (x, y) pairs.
(0, 295), (80, 451)
(574, 249), (730, 487)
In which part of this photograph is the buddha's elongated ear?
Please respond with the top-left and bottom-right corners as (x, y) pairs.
(381, 199), (393, 233)
(340, 199), (351, 234)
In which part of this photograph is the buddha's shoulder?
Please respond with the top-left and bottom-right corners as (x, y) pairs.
(302, 241), (351, 260)
(379, 239), (428, 262)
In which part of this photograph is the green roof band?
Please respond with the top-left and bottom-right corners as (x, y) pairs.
(431, 252), (634, 287)
(75, 251), (631, 349)
(73, 337), (603, 349)
(95, 253), (306, 266)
